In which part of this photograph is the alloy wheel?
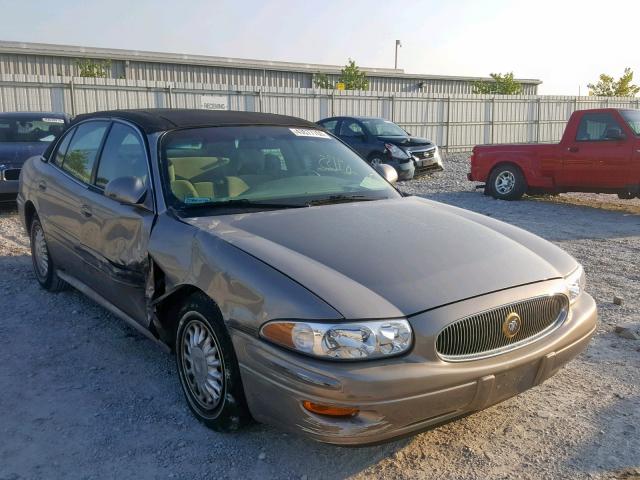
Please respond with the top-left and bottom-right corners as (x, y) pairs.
(179, 315), (225, 410)
(32, 223), (49, 278)
(494, 171), (516, 195)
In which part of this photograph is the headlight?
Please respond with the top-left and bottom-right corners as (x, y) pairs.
(565, 265), (586, 305)
(260, 319), (413, 360)
(384, 143), (409, 159)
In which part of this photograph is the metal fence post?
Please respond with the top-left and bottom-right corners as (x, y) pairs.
(445, 96), (451, 150)
(331, 90), (335, 116)
(258, 88), (263, 112)
(167, 83), (173, 109)
(491, 96), (496, 144)
(69, 79), (76, 115)
(536, 97), (541, 143)
(390, 95), (395, 122)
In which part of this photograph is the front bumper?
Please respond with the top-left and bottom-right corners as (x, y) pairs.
(232, 280), (597, 446)
(387, 159), (414, 181)
(0, 179), (19, 201)
(0, 165), (20, 201)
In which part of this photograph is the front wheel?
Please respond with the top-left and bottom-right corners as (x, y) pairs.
(487, 165), (526, 200)
(369, 156), (383, 168)
(175, 293), (251, 432)
(617, 191), (634, 200)
(30, 217), (66, 292)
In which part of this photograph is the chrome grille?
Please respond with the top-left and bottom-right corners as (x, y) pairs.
(411, 149), (435, 160)
(436, 294), (569, 362)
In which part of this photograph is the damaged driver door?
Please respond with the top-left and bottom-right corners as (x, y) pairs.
(79, 121), (155, 326)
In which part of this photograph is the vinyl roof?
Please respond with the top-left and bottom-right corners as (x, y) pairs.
(71, 109), (318, 133)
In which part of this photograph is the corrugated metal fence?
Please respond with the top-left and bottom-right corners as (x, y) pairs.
(2, 74), (639, 152)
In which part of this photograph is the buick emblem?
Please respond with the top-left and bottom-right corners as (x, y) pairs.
(502, 312), (522, 339)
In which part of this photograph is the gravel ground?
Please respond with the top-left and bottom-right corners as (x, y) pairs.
(1, 155), (639, 480)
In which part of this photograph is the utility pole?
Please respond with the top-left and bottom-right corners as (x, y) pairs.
(395, 40), (402, 70)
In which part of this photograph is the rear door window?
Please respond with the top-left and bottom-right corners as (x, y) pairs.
(60, 121), (109, 183)
(95, 123), (149, 189)
(52, 128), (75, 167)
(318, 119), (338, 134)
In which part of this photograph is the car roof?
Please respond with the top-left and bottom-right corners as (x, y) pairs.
(0, 111), (69, 121)
(71, 108), (319, 134)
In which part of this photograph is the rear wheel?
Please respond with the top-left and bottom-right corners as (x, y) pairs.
(487, 164), (526, 200)
(175, 293), (251, 432)
(30, 217), (66, 292)
(617, 191), (634, 199)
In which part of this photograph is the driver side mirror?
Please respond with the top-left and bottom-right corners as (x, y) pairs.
(104, 176), (147, 205)
(375, 163), (398, 185)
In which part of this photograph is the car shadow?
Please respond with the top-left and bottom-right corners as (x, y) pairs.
(420, 191), (640, 242)
(0, 247), (413, 479)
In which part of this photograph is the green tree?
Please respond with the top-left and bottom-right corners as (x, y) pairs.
(313, 72), (333, 89)
(472, 72), (523, 95)
(587, 68), (640, 97)
(338, 59), (369, 91)
(74, 58), (112, 78)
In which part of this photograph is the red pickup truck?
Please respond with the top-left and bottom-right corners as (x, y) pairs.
(469, 108), (640, 200)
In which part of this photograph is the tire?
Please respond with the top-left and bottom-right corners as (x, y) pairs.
(617, 191), (634, 200)
(30, 216), (66, 292)
(487, 164), (526, 200)
(369, 155), (383, 168)
(175, 292), (251, 432)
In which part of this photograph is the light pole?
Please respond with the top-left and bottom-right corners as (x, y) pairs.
(394, 40), (402, 70)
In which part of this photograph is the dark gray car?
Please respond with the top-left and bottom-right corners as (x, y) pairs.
(18, 109), (596, 445)
(317, 116), (444, 180)
(0, 112), (69, 202)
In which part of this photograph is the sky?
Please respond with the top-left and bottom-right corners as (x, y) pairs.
(0, 0), (638, 95)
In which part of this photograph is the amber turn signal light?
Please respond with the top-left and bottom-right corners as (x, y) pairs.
(302, 401), (359, 417)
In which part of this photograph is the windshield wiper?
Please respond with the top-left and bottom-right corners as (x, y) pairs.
(306, 194), (379, 206)
(183, 198), (307, 210)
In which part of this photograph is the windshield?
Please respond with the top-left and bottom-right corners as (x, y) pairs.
(161, 125), (399, 210)
(620, 110), (640, 135)
(360, 119), (407, 136)
(0, 116), (66, 143)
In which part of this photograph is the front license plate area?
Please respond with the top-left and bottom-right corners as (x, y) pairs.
(488, 361), (539, 405)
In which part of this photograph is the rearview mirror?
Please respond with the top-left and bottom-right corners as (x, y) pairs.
(104, 176), (147, 205)
(375, 163), (398, 185)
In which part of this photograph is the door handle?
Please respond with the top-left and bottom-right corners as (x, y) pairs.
(80, 204), (93, 218)
(567, 146), (579, 153)
(38, 180), (47, 191)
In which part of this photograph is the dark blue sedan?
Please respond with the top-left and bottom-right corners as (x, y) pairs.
(0, 112), (69, 202)
(317, 116), (443, 181)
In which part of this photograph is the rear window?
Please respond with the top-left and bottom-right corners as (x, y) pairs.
(0, 116), (66, 143)
(620, 110), (640, 135)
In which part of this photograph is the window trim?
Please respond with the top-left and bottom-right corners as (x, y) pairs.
(53, 119), (111, 185)
(89, 118), (156, 212)
(574, 112), (626, 143)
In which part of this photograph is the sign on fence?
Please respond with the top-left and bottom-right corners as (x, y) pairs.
(199, 95), (228, 110)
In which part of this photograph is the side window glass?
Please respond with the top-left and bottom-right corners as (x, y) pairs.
(61, 121), (109, 183)
(95, 123), (149, 189)
(53, 129), (75, 167)
(339, 121), (363, 137)
(576, 113), (623, 141)
(320, 120), (338, 134)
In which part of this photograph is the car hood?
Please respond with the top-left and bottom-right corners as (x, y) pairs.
(185, 197), (576, 319)
(0, 142), (49, 166)
(376, 135), (434, 149)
